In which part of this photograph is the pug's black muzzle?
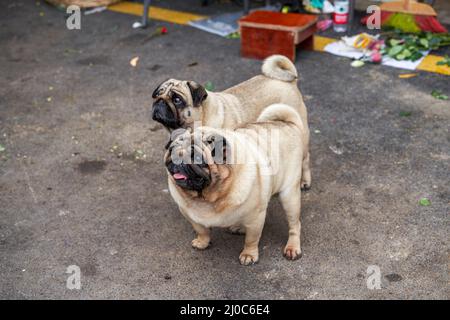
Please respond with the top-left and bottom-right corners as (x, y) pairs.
(166, 162), (211, 192)
(152, 100), (179, 129)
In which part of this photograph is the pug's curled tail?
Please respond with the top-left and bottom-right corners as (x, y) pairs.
(257, 104), (304, 130)
(261, 55), (298, 82)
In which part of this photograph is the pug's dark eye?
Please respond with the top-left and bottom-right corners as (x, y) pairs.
(173, 97), (182, 105)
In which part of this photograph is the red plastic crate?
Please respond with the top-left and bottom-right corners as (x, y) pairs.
(239, 11), (318, 62)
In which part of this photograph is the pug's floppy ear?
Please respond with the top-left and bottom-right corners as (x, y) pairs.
(152, 84), (162, 99)
(152, 79), (169, 98)
(187, 81), (208, 107)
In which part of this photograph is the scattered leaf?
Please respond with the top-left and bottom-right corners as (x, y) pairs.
(204, 81), (215, 91)
(431, 90), (448, 100)
(0, 144), (5, 152)
(399, 111), (412, 117)
(132, 21), (143, 29)
(329, 145), (343, 155)
(226, 32), (240, 39)
(398, 73), (417, 79)
(351, 60), (365, 68)
(419, 198), (430, 206)
(130, 56), (139, 67)
(436, 55), (450, 67)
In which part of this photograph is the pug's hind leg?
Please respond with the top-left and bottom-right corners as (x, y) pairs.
(190, 221), (211, 250)
(239, 213), (266, 266)
(301, 152), (311, 190)
(279, 186), (302, 260)
(226, 225), (246, 235)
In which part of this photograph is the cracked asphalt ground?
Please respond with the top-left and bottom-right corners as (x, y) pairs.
(1, 1), (449, 299)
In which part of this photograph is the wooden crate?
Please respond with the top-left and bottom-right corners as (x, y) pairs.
(239, 11), (318, 62)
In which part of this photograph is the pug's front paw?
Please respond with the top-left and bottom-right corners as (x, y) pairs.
(283, 245), (302, 260)
(191, 237), (210, 250)
(300, 181), (311, 191)
(239, 250), (259, 266)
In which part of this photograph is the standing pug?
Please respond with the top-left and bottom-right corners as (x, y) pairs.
(153, 55), (311, 189)
(164, 104), (309, 265)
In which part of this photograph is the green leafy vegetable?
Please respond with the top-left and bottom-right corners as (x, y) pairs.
(436, 55), (450, 67)
(389, 39), (402, 46)
(402, 49), (411, 58)
(383, 31), (450, 62)
(388, 45), (403, 57)
(419, 38), (429, 48)
(431, 90), (448, 100)
(226, 32), (240, 39)
(419, 198), (431, 206)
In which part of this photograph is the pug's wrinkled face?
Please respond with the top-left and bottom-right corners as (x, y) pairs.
(151, 79), (207, 130)
(165, 130), (228, 192)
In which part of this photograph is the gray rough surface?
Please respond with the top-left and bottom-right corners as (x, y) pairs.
(0, 1), (449, 299)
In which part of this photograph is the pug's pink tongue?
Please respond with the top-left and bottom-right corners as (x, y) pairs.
(173, 173), (187, 180)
